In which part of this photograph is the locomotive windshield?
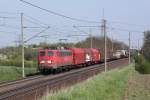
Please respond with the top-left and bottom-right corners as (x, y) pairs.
(48, 51), (53, 56)
(40, 51), (45, 56)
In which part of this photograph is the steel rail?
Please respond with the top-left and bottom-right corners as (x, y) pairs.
(0, 58), (129, 100)
(0, 65), (105, 99)
(0, 75), (43, 89)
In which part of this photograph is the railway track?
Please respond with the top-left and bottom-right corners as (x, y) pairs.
(0, 75), (43, 89)
(0, 72), (41, 86)
(0, 58), (129, 100)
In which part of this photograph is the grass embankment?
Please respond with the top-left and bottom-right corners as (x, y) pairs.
(43, 66), (133, 100)
(0, 66), (36, 81)
(126, 71), (150, 100)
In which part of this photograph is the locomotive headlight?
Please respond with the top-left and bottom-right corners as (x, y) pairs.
(40, 60), (45, 64)
(47, 60), (52, 64)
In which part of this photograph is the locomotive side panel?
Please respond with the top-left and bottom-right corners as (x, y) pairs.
(38, 50), (73, 71)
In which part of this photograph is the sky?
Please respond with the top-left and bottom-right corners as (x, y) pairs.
(0, 0), (149, 48)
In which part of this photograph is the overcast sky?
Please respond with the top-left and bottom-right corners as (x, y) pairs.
(0, 0), (149, 48)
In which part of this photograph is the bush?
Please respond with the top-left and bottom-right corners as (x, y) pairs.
(142, 61), (150, 74)
(134, 55), (150, 74)
(142, 31), (150, 62)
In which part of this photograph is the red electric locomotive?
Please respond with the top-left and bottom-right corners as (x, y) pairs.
(38, 49), (73, 73)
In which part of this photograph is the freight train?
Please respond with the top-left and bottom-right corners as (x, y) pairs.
(38, 48), (128, 73)
(113, 50), (129, 59)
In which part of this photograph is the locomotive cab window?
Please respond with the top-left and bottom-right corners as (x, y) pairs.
(40, 51), (45, 56)
(48, 51), (53, 56)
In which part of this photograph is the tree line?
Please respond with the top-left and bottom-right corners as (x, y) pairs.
(0, 36), (128, 67)
(135, 31), (150, 74)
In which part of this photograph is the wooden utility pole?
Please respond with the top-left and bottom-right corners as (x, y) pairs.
(21, 13), (25, 78)
(129, 32), (131, 65)
(138, 39), (140, 56)
(89, 29), (93, 48)
(101, 9), (107, 72)
(104, 19), (107, 72)
(111, 36), (114, 52)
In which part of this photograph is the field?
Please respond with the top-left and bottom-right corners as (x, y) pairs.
(0, 66), (37, 81)
(42, 65), (133, 100)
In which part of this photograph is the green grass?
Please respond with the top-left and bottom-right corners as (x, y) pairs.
(0, 66), (37, 81)
(127, 72), (150, 100)
(42, 65), (133, 100)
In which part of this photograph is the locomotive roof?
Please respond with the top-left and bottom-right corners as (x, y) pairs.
(39, 49), (71, 52)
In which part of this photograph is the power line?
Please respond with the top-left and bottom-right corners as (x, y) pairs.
(0, 31), (18, 35)
(67, 34), (89, 37)
(38, 35), (49, 37)
(73, 25), (101, 28)
(24, 26), (49, 29)
(108, 27), (143, 33)
(0, 11), (20, 15)
(50, 27), (70, 34)
(23, 19), (46, 28)
(73, 26), (89, 34)
(24, 26), (50, 43)
(109, 21), (149, 27)
(24, 14), (50, 27)
(0, 24), (20, 29)
(0, 16), (18, 19)
(20, 0), (101, 23)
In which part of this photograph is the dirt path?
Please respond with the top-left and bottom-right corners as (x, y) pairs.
(125, 73), (150, 100)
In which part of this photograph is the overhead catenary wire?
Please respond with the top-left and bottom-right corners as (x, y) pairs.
(73, 25), (89, 34)
(0, 14), (21, 30)
(0, 31), (18, 35)
(0, 11), (20, 15)
(67, 34), (89, 37)
(108, 27), (143, 33)
(23, 14), (50, 27)
(23, 19), (48, 28)
(0, 24), (20, 29)
(0, 10), (146, 50)
(23, 26), (49, 29)
(0, 12), (50, 31)
(109, 21), (150, 27)
(0, 16), (18, 19)
(73, 25), (101, 28)
(20, 0), (101, 24)
(24, 26), (50, 43)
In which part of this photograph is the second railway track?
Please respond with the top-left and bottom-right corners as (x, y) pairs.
(0, 75), (44, 90)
